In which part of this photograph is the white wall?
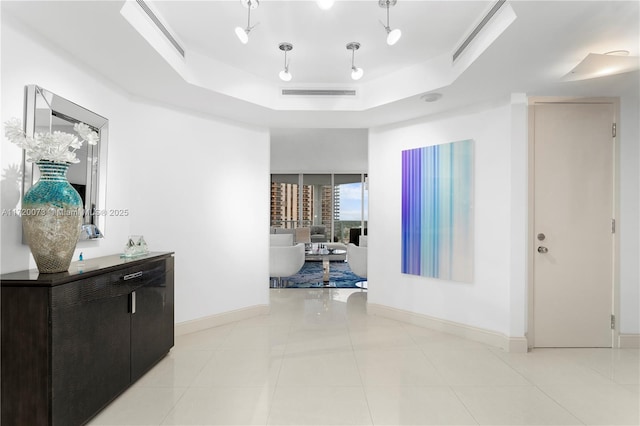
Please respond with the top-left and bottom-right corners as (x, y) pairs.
(1, 17), (132, 271)
(1, 15), (270, 324)
(271, 128), (367, 173)
(369, 100), (518, 336)
(369, 93), (640, 339)
(127, 101), (270, 323)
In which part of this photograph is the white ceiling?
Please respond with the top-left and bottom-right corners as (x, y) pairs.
(151, 0), (489, 84)
(2, 1), (639, 129)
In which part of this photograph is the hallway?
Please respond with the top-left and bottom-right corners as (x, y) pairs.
(90, 289), (639, 425)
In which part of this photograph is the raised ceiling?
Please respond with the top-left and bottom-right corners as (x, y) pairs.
(2, 1), (639, 128)
(151, 0), (489, 84)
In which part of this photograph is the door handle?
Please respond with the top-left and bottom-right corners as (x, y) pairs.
(123, 271), (143, 281)
(537, 246), (548, 254)
(130, 291), (136, 314)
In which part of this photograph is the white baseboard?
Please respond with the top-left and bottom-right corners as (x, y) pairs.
(175, 304), (270, 336)
(618, 334), (640, 348)
(367, 303), (528, 353)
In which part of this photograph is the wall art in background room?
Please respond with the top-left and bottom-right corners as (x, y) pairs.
(401, 139), (474, 282)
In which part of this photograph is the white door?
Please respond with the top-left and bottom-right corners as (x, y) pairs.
(533, 102), (614, 348)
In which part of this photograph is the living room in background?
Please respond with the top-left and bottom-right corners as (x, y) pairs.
(270, 173), (368, 243)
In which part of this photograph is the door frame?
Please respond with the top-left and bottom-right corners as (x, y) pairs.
(527, 96), (620, 349)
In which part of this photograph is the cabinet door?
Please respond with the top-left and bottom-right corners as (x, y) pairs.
(50, 275), (131, 426)
(130, 257), (175, 380)
(1, 287), (50, 425)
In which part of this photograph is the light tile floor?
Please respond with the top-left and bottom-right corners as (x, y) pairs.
(89, 289), (640, 425)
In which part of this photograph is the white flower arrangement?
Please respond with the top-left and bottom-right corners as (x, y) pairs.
(3, 117), (99, 164)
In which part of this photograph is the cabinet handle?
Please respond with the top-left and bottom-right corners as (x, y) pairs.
(131, 291), (136, 314)
(123, 271), (143, 281)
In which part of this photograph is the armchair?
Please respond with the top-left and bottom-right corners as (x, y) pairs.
(347, 243), (367, 288)
(310, 225), (327, 243)
(269, 242), (305, 288)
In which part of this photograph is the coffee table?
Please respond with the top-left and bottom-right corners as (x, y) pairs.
(305, 243), (347, 262)
(303, 248), (346, 285)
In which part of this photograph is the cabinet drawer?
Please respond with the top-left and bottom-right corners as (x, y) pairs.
(51, 259), (167, 308)
(116, 258), (167, 290)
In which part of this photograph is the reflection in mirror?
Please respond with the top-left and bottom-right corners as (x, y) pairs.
(23, 85), (109, 241)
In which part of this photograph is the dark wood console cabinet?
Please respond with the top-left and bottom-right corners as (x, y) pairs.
(1, 252), (174, 426)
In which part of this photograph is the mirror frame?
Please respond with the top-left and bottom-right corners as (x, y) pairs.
(22, 85), (109, 241)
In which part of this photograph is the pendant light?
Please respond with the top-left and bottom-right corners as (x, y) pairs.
(346, 42), (364, 81)
(234, 0), (259, 44)
(278, 42), (293, 82)
(379, 0), (401, 46)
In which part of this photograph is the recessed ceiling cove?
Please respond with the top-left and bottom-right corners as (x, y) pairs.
(121, 0), (515, 112)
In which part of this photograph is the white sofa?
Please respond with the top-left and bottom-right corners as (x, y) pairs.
(270, 226), (327, 243)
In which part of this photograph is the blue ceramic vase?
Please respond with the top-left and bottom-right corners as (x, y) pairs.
(22, 161), (83, 273)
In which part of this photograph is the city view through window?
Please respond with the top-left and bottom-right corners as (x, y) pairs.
(270, 174), (368, 244)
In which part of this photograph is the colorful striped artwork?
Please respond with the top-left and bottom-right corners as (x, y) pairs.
(401, 140), (474, 282)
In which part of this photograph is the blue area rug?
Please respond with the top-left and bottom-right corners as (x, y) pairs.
(282, 261), (365, 288)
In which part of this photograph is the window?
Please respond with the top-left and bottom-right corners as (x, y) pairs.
(270, 173), (367, 242)
(270, 174), (300, 228)
(334, 174), (368, 243)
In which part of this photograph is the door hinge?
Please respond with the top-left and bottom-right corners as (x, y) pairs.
(612, 123), (617, 138)
(612, 219), (616, 234)
(611, 314), (616, 330)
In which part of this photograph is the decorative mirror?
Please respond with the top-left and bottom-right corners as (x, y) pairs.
(23, 85), (109, 241)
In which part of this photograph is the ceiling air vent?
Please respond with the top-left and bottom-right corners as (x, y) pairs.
(282, 89), (357, 96)
(136, 0), (185, 58)
(453, 0), (506, 62)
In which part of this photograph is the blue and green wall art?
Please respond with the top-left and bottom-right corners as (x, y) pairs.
(401, 139), (474, 283)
